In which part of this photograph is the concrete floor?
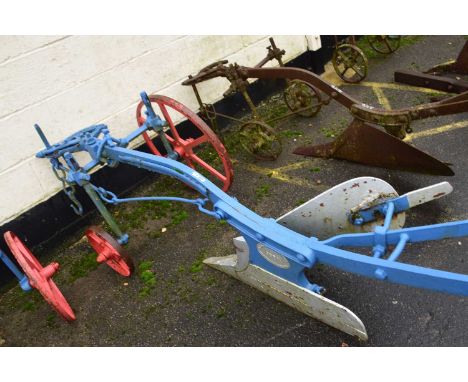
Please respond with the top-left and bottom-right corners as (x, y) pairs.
(0, 35), (467, 346)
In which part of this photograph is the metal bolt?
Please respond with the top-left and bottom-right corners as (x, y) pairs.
(354, 217), (364, 225)
(296, 253), (306, 262)
(374, 268), (387, 280)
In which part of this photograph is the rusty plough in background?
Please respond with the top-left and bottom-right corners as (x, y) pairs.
(183, 38), (323, 160)
(238, 64), (468, 175)
(183, 37), (467, 175)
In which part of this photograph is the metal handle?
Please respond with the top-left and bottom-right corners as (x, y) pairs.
(34, 123), (51, 149)
(140, 91), (157, 118)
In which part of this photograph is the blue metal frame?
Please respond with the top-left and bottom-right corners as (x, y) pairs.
(28, 91), (468, 298)
(0, 250), (32, 292)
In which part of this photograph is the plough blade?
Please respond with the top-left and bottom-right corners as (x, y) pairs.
(204, 255), (368, 341)
(293, 119), (454, 176)
(277, 176), (405, 239)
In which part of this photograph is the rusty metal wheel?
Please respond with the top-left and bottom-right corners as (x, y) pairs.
(283, 80), (322, 118)
(238, 120), (282, 161)
(86, 226), (134, 277)
(368, 35), (401, 54)
(332, 44), (368, 83)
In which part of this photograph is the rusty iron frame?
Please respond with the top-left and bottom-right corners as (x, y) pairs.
(182, 39), (467, 174)
(237, 66), (468, 139)
(395, 69), (468, 94)
(183, 38), (324, 135)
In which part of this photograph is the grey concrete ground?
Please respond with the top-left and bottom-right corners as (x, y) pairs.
(0, 35), (467, 346)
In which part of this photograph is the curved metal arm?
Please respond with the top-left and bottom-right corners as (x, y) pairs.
(240, 66), (468, 128)
(91, 184), (221, 219)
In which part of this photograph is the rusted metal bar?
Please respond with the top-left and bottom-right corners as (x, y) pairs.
(255, 37), (286, 68)
(240, 66), (359, 108)
(395, 69), (468, 93)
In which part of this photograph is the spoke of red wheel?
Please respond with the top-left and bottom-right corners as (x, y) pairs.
(190, 153), (227, 182)
(143, 132), (162, 155)
(186, 134), (209, 149)
(164, 133), (175, 144)
(185, 157), (195, 169)
(157, 102), (183, 142)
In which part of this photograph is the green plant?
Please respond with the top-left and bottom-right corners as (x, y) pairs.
(189, 250), (208, 274)
(279, 130), (303, 138)
(138, 260), (157, 298)
(255, 184), (270, 200)
(69, 252), (99, 283)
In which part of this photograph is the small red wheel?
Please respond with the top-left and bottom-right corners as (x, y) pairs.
(136, 95), (234, 192)
(85, 226), (134, 277)
(3, 231), (76, 321)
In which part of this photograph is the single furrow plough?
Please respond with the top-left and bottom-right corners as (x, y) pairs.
(1, 92), (468, 340)
(235, 65), (468, 175)
(184, 53), (468, 176)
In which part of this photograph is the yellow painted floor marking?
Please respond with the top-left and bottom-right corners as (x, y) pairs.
(275, 161), (314, 172)
(405, 120), (468, 142)
(372, 87), (392, 110)
(322, 60), (447, 94)
(243, 160), (322, 189)
(349, 81), (447, 95)
(321, 72), (343, 86)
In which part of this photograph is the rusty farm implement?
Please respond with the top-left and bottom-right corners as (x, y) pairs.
(183, 38), (322, 160)
(216, 64), (467, 175)
(183, 38), (467, 175)
(1, 91), (468, 340)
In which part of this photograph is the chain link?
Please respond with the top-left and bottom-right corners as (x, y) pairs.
(51, 160), (83, 215)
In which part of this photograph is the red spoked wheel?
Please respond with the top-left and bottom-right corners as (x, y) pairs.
(137, 95), (234, 191)
(85, 226), (134, 277)
(3, 231), (76, 321)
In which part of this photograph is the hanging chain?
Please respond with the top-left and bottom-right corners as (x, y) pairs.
(51, 159), (83, 215)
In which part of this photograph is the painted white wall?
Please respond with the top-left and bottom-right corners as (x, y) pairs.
(0, 35), (320, 226)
